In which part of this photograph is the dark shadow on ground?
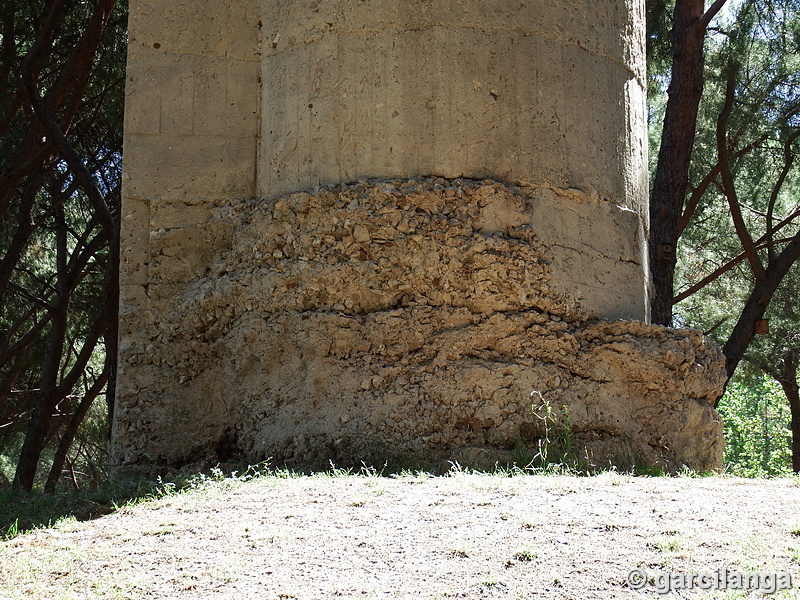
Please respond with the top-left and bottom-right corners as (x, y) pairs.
(0, 455), (666, 540)
(0, 460), (349, 539)
(0, 457), (490, 539)
(0, 477), (170, 539)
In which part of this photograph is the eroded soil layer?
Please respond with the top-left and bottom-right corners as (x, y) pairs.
(113, 179), (725, 473)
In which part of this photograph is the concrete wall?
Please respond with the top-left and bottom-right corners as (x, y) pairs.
(116, 0), (261, 463)
(121, 0), (649, 326)
(260, 0), (649, 211)
(120, 0), (260, 324)
(109, 0), (726, 475)
(257, 0), (651, 320)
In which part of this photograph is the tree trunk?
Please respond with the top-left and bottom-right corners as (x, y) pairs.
(649, 0), (730, 324)
(13, 205), (69, 491)
(784, 379), (800, 474)
(45, 368), (108, 492)
(104, 215), (120, 429)
(775, 356), (800, 474)
(649, 0), (709, 325)
(721, 234), (800, 381)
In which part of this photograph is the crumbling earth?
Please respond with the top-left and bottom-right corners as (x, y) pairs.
(114, 179), (726, 474)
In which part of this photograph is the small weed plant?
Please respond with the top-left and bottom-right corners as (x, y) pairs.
(527, 392), (583, 472)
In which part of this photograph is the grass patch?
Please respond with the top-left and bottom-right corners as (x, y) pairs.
(2, 457), (788, 542)
(512, 548), (537, 562)
(0, 481), (145, 540)
(0, 463), (272, 540)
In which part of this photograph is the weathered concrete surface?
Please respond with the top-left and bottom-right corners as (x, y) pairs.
(261, 0), (648, 213)
(114, 0), (725, 473)
(120, 0), (260, 327)
(113, 180), (725, 473)
(259, 0), (651, 315)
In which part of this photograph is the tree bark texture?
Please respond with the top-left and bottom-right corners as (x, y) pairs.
(721, 235), (800, 383)
(45, 367), (109, 492)
(779, 360), (800, 474)
(13, 205), (69, 491)
(649, 0), (726, 325)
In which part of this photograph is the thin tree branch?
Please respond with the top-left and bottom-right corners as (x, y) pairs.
(699, 0), (730, 30)
(45, 366), (108, 492)
(674, 225), (799, 304)
(679, 131), (774, 235)
(716, 60), (765, 280)
(767, 128), (800, 261)
(21, 72), (116, 235)
(722, 230), (800, 380)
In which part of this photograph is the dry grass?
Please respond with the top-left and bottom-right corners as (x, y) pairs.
(1, 468), (800, 599)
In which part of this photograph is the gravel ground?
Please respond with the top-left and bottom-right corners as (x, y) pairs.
(1, 472), (800, 599)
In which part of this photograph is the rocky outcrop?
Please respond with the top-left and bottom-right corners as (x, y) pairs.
(112, 179), (726, 473)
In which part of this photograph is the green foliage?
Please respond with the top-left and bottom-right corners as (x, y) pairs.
(645, 0), (674, 97)
(745, 270), (800, 369)
(518, 395), (640, 475)
(718, 377), (793, 477)
(675, 0), (800, 330)
(647, 0), (800, 474)
(527, 393), (580, 471)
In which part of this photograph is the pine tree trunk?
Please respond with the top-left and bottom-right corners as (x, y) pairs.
(649, 0), (709, 325)
(13, 206), (69, 490)
(721, 236), (800, 381)
(104, 217), (120, 428)
(776, 357), (800, 474)
(44, 369), (108, 492)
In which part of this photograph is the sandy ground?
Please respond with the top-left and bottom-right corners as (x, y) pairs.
(1, 472), (800, 599)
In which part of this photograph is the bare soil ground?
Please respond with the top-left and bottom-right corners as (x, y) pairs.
(1, 472), (800, 599)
